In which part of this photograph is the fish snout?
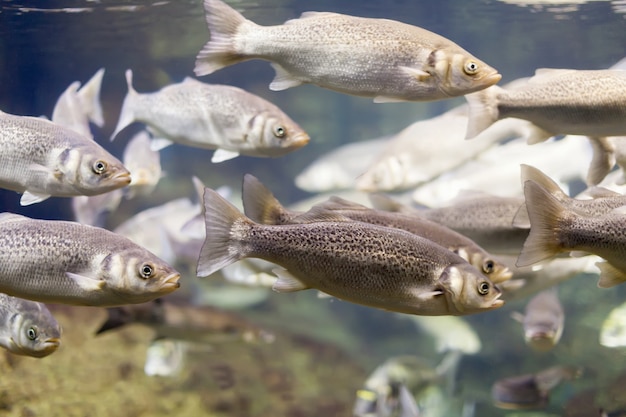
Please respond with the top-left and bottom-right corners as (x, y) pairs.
(289, 131), (310, 149)
(111, 169), (132, 186)
(160, 272), (181, 292)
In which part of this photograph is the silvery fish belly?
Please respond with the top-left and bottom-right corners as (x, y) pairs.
(111, 71), (309, 163)
(0, 110), (130, 206)
(0, 292), (62, 358)
(0, 213), (180, 306)
(194, 0), (501, 102)
(198, 187), (504, 316)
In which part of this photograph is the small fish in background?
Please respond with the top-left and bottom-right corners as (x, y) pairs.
(511, 287), (564, 352)
(0, 293), (62, 358)
(355, 109), (532, 193)
(110, 70), (309, 163)
(194, 0), (501, 102)
(242, 174), (512, 284)
(71, 189), (124, 227)
(143, 339), (187, 377)
(51, 68), (105, 138)
(122, 130), (163, 199)
(294, 137), (388, 193)
(0, 213), (180, 306)
(0, 110), (130, 205)
(95, 298), (274, 345)
(517, 179), (626, 288)
(404, 315), (481, 356)
(599, 301), (626, 349)
(198, 186), (503, 316)
(491, 366), (581, 410)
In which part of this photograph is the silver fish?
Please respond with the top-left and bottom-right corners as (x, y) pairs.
(511, 287), (564, 352)
(194, 0), (501, 102)
(143, 339), (186, 377)
(517, 179), (626, 288)
(0, 293), (61, 358)
(599, 300), (626, 349)
(0, 109), (130, 206)
(242, 174), (512, 284)
(71, 189), (124, 227)
(51, 68), (105, 138)
(96, 298), (274, 345)
(198, 187), (503, 316)
(465, 68), (626, 141)
(0, 213), (180, 306)
(122, 130), (162, 198)
(111, 70), (309, 163)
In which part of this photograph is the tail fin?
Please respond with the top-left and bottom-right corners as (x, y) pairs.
(242, 174), (294, 224)
(514, 164), (570, 228)
(78, 68), (105, 127)
(586, 136), (615, 186)
(194, 0), (252, 76)
(464, 85), (501, 140)
(197, 187), (253, 277)
(110, 69), (138, 141)
(516, 180), (568, 267)
(95, 307), (131, 335)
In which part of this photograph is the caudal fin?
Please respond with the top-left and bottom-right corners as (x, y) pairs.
(464, 85), (501, 140)
(197, 186), (252, 277)
(78, 68), (105, 127)
(516, 180), (568, 267)
(110, 69), (139, 141)
(194, 0), (252, 76)
(242, 174), (294, 224)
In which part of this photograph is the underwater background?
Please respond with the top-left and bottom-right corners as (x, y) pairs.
(1, 0), (626, 416)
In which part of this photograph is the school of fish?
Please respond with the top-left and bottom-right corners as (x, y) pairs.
(0, 0), (623, 415)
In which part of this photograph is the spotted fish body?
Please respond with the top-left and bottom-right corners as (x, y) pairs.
(195, 0), (501, 102)
(0, 293), (62, 358)
(0, 213), (181, 306)
(198, 188), (503, 316)
(0, 110), (130, 205)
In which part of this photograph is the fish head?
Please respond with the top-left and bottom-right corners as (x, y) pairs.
(524, 320), (563, 352)
(101, 247), (181, 304)
(491, 374), (547, 410)
(439, 263), (504, 315)
(8, 304), (62, 358)
(249, 111), (310, 156)
(461, 248), (513, 284)
(59, 144), (131, 195)
(431, 49), (501, 97)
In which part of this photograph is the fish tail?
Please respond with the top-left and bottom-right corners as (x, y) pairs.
(516, 180), (567, 267)
(94, 307), (130, 335)
(586, 136), (615, 186)
(78, 68), (105, 128)
(513, 164), (569, 228)
(464, 85), (501, 140)
(110, 69), (138, 141)
(197, 186), (253, 277)
(194, 0), (252, 77)
(242, 174), (290, 224)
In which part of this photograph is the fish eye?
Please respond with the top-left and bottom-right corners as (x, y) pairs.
(139, 263), (154, 279)
(483, 260), (495, 274)
(27, 327), (38, 341)
(273, 125), (286, 138)
(464, 60), (480, 75)
(478, 281), (491, 295)
(92, 160), (108, 175)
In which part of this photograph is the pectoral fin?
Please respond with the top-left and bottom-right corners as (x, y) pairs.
(272, 268), (309, 292)
(399, 65), (431, 80)
(596, 261), (626, 288)
(150, 137), (174, 151)
(415, 290), (444, 301)
(20, 191), (51, 206)
(269, 63), (303, 91)
(66, 272), (106, 291)
(212, 149), (240, 163)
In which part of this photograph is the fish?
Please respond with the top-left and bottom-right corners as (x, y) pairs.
(356, 107), (532, 193)
(0, 293), (62, 358)
(122, 130), (163, 198)
(492, 366), (581, 410)
(194, 0), (501, 102)
(517, 179), (626, 288)
(143, 339), (186, 377)
(51, 68), (105, 138)
(0, 109), (130, 206)
(405, 315), (481, 355)
(465, 68), (626, 141)
(511, 287), (564, 352)
(110, 70), (309, 163)
(71, 189), (124, 227)
(242, 174), (512, 284)
(95, 298), (274, 345)
(197, 186), (503, 316)
(599, 300), (626, 349)
(0, 213), (180, 306)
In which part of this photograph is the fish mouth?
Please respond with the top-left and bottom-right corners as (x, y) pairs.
(160, 273), (181, 292)
(478, 71), (502, 87)
(290, 132), (310, 149)
(112, 170), (132, 186)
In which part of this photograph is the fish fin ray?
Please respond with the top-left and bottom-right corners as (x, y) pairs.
(20, 191), (50, 206)
(242, 174), (290, 224)
(399, 65), (430, 80)
(586, 136), (615, 186)
(272, 268), (309, 292)
(524, 124), (555, 144)
(596, 261), (626, 288)
(66, 272), (106, 291)
(464, 85), (501, 140)
(78, 68), (105, 127)
(269, 63), (303, 91)
(110, 69), (138, 141)
(197, 187), (252, 277)
(415, 290), (444, 301)
(212, 148), (239, 163)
